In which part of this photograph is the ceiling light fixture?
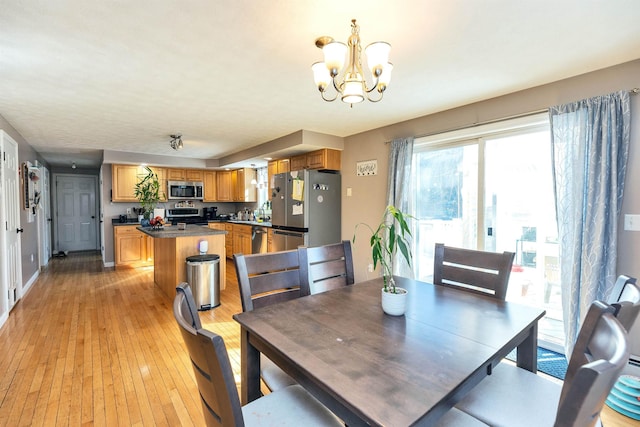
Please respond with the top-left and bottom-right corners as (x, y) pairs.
(72, 162), (77, 169)
(312, 19), (392, 106)
(169, 134), (183, 150)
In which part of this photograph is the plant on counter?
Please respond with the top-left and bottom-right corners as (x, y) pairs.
(134, 166), (163, 220)
(353, 205), (413, 293)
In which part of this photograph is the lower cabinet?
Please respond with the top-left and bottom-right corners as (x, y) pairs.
(225, 224), (233, 258)
(114, 225), (153, 268)
(233, 224), (252, 256)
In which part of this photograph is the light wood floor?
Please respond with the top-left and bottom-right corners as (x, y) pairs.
(0, 252), (635, 426)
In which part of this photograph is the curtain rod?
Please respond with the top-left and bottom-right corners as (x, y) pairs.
(385, 87), (640, 144)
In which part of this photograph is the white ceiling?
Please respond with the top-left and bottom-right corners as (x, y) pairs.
(1, 1), (639, 168)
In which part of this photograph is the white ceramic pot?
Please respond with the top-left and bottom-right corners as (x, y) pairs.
(381, 287), (408, 316)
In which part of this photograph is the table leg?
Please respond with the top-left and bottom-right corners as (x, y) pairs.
(240, 327), (261, 404)
(516, 322), (538, 373)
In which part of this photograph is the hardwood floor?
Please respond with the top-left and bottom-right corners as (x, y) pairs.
(0, 251), (635, 426)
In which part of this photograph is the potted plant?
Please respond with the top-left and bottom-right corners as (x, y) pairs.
(354, 205), (413, 315)
(134, 166), (162, 225)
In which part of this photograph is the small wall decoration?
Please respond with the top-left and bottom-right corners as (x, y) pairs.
(356, 159), (378, 176)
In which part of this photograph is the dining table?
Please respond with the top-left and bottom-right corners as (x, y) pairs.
(233, 276), (546, 426)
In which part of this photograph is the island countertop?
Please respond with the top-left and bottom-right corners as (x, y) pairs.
(137, 224), (227, 238)
(136, 224), (227, 300)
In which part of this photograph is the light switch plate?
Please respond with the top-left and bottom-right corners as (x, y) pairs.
(624, 214), (640, 231)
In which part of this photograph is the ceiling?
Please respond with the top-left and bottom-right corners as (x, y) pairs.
(1, 1), (639, 169)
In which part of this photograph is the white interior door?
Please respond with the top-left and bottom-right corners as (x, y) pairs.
(1, 131), (23, 313)
(56, 175), (98, 252)
(38, 166), (51, 267)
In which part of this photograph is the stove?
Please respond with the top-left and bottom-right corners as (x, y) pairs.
(166, 208), (209, 225)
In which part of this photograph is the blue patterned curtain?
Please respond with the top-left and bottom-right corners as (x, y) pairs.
(550, 90), (631, 354)
(387, 137), (414, 277)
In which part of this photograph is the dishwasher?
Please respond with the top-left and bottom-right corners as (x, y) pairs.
(251, 226), (268, 254)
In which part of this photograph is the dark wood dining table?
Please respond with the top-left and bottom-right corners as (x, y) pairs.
(233, 276), (546, 426)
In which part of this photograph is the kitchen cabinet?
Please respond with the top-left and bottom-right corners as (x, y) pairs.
(224, 223), (234, 258)
(267, 228), (274, 253)
(216, 171), (233, 202)
(289, 148), (341, 171)
(234, 168), (257, 202)
(114, 225), (153, 268)
(232, 224), (252, 256)
(186, 169), (204, 181)
(164, 168), (205, 182)
(203, 171), (217, 201)
(111, 164), (167, 202)
(167, 168), (186, 180)
(268, 159), (290, 195)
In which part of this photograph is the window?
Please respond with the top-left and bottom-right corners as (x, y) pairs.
(409, 113), (564, 349)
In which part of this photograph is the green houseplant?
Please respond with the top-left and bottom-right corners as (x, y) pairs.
(354, 205), (413, 315)
(134, 166), (162, 220)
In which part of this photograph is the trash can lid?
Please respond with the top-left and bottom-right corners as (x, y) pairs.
(186, 254), (220, 262)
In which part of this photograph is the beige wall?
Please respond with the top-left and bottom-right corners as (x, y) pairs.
(343, 59), (640, 284)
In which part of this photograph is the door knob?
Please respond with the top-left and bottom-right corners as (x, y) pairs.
(16, 228), (24, 233)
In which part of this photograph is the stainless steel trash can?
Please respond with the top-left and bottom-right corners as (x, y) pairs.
(186, 254), (220, 310)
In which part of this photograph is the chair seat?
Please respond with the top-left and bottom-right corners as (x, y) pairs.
(456, 363), (562, 427)
(434, 408), (489, 426)
(242, 384), (343, 427)
(260, 354), (296, 391)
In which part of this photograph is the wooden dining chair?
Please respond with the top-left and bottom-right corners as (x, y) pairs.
(233, 250), (304, 391)
(433, 243), (515, 300)
(455, 300), (629, 427)
(174, 283), (343, 427)
(298, 240), (355, 295)
(606, 274), (640, 378)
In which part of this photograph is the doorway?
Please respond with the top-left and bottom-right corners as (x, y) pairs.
(54, 174), (99, 253)
(0, 130), (23, 320)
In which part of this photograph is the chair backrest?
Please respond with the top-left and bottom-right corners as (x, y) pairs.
(299, 240), (355, 295)
(607, 274), (640, 362)
(174, 283), (244, 427)
(432, 243), (515, 300)
(557, 301), (629, 427)
(233, 250), (307, 312)
(176, 282), (202, 329)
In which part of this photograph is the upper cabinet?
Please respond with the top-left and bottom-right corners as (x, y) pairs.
(112, 164), (167, 202)
(235, 168), (257, 202)
(268, 159), (290, 195)
(216, 171), (233, 202)
(203, 171), (217, 202)
(289, 148), (341, 171)
(167, 168), (204, 182)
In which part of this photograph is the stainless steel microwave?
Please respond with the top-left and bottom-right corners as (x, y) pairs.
(167, 181), (204, 200)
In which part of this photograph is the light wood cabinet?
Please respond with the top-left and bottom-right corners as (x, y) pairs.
(112, 164), (167, 202)
(166, 168), (204, 182)
(186, 169), (204, 181)
(289, 148), (341, 171)
(232, 224), (252, 256)
(224, 223), (234, 258)
(268, 159), (290, 195)
(114, 225), (153, 268)
(234, 168), (257, 202)
(167, 168), (186, 180)
(203, 171), (217, 202)
(216, 171), (233, 202)
(267, 228), (274, 253)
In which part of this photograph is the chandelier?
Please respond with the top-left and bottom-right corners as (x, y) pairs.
(169, 134), (183, 150)
(312, 19), (392, 105)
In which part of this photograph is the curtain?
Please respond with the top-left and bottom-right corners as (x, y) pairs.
(386, 137), (414, 277)
(550, 90), (631, 355)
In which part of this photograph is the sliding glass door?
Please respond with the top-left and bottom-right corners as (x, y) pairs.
(409, 115), (565, 349)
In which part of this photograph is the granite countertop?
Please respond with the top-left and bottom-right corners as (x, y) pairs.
(137, 224), (227, 238)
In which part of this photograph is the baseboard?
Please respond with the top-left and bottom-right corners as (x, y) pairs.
(0, 311), (7, 330)
(103, 261), (115, 268)
(21, 269), (39, 298)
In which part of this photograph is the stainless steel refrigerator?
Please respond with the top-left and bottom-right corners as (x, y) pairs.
(270, 170), (341, 251)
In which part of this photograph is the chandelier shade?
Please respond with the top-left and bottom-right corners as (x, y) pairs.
(312, 19), (392, 105)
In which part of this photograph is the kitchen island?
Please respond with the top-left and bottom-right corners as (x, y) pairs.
(138, 225), (227, 300)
